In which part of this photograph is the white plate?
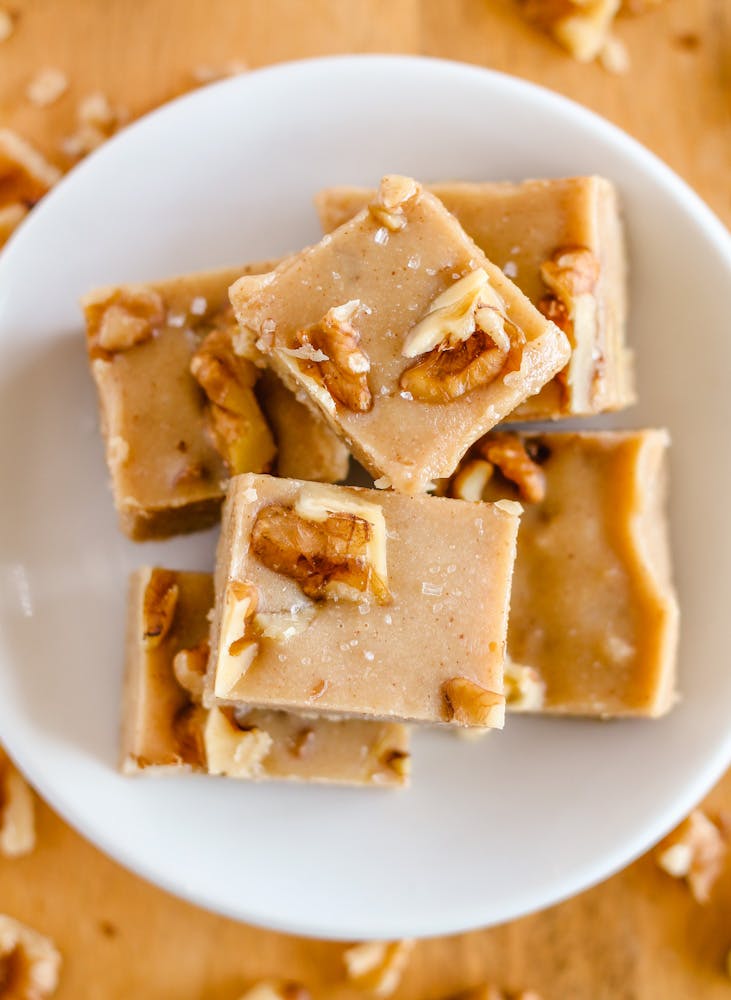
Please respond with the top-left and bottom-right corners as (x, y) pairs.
(1, 55), (730, 940)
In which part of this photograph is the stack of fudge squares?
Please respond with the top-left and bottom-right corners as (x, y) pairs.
(83, 174), (679, 789)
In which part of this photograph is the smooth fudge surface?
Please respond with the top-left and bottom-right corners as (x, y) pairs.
(122, 568), (410, 786)
(315, 177), (631, 420)
(207, 474), (521, 727)
(83, 263), (347, 540)
(230, 177), (569, 494)
(447, 430), (679, 717)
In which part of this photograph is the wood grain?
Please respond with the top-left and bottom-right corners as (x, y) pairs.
(1, 2), (730, 998)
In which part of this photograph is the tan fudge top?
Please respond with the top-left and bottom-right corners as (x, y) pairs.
(83, 263), (347, 539)
(231, 176), (570, 494)
(448, 430), (678, 717)
(122, 567), (410, 786)
(315, 177), (631, 419)
(207, 474), (520, 727)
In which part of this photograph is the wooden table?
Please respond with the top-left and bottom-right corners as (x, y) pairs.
(1, 2), (730, 997)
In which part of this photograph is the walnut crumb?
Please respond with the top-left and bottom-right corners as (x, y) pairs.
(656, 809), (727, 903)
(0, 749), (35, 858)
(0, 914), (61, 999)
(0, 8), (14, 42)
(26, 68), (68, 107)
(344, 939), (414, 997)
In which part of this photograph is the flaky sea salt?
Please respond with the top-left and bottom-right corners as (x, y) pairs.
(421, 582), (443, 597)
(364, 650), (374, 662)
(242, 487), (258, 502)
(190, 295), (207, 316)
(503, 261), (518, 278)
(167, 310), (186, 328)
(407, 254), (421, 270)
(374, 227), (389, 246)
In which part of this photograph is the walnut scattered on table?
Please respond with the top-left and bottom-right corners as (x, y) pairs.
(0, 748), (35, 858)
(0, 914), (61, 999)
(656, 809), (728, 903)
(343, 939), (414, 997)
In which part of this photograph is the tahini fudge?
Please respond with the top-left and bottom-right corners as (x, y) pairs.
(446, 430), (679, 717)
(230, 176), (570, 494)
(315, 177), (631, 420)
(206, 474), (521, 728)
(122, 567), (410, 786)
(83, 264), (348, 540)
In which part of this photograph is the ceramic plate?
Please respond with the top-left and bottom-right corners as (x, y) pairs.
(1, 56), (730, 940)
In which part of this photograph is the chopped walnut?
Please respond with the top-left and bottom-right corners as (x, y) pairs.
(656, 809), (728, 903)
(522, 0), (621, 62)
(0, 749), (35, 858)
(442, 677), (505, 728)
(479, 433), (546, 504)
(599, 34), (631, 74)
(141, 568), (179, 648)
(400, 269), (522, 404)
(172, 703), (207, 767)
(504, 660), (546, 712)
(369, 175), (422, 232)
(192, 327), (276, 475)
(26, 67), (68, 107)
(214, 581), (260, 698)
(0, 8), (14, 42)
(343, 939), (414, 997)
(541, 246), (600, 301)
(251, 488), (390, 604)
(449, 458), (494, 502)
(0, 129), (61, 234)
(84, 286), (165, 354)
(288, 299), (372, 413)
(172, 640), (210, 703)
(237, 980), (310, 1000)
(61, 92), (126, 160)
(204, 707), (273, 778)
(0, 914), (61, 999)
(381, 749), (411, 780)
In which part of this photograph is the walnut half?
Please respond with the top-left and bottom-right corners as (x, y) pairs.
(0, 914), (61, 1000)
(369, 175), (422, 232)
(214, 580), (260, 699)
(250, 486), (390, 605)
(478, 434), (546, 505)
(141, 568), (179, 648)
(443, 677), (505, 728)
(399, 269), (522, 404)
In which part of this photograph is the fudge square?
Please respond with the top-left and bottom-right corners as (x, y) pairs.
(315, 176), (631, 420)
(206, 474), (521, 728)
(446, 430), (679, 718)
(83, 262), (348, 540)
(123, 567), (410, 786)
(230, 176), (570, 494)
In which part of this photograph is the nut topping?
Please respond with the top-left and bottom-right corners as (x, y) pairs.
(204, 707), (273, 778)
(369, 174), (422, 232)
(399, 269), (521, 404)
(142, 569), (179, 648)
(0, 749), (35, 858)
(172, 703), (207, 767)
(504, 660), (546, 712)
(343, 939), (415, 997)
(251, 487), (390, 604)
(479, 433), (546, 504)
(172, 640), (210, 702)
(214, 580), (260, 698)
(442, 677), (505, 728)
(0, 914), (61, 1000)
(449, 458), (494, 502)
(656, 809), (728, 903)
(288, 300), (372, 413)
(86, 287), (165, 354)
(540, 245), (600, 302)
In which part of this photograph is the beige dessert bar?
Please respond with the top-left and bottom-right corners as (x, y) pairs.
(122, 567), (410, 786)
(206, 474), (520, 728)
(83, 264), (348, 540)
(446, 430), (679, 717)
(231, 175), (570, 494)
(315, 177), (631, 420)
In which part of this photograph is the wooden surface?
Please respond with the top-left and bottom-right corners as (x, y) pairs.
(1, 1), (731, 997)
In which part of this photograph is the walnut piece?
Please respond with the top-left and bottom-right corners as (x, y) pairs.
(442, 677), (505, 728)
(0, 202), (28, 248)
(343, 939), (414, 997)
(0, 129), (61, 243)
(0, 749), (35, 858)
(172, 640), (210, 703)
(288, 299), (372, 414)
(0, 9), (14, 42)
(84, 286), (165, 354)
(369, 175), (422, 232)
(449, 458), (494, 502)
(656, 809), (728, 903)
(26, 68), (68, 107)
(61, 92), (126, 160)
(400, 269), (521, 404)
(237, 980), (310, 1000)
(479, 434), (546, 504)
(142, 569), (179, 648)
(0, 914), (61, 999)
(522, 0), (621, 62)
(251, 487), (390, 604)
(504, 660), (546, 712)
(541, 246), (600, 301)
(192, 326), (277, 475)
(381, 749), (411, 780)
(204, 707), (273, 778)
(214, 581), (260, 698)
(172, 703), (207, 767)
